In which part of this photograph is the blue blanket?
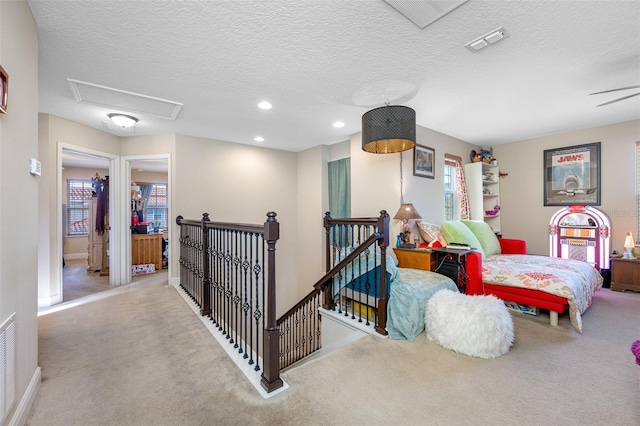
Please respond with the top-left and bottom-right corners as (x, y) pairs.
(386, 268), (458, 341)
(332, 250), (399, 298)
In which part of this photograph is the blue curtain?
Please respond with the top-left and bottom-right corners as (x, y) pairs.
(138, 184), (153, 222)
(328, 158), (351, 219)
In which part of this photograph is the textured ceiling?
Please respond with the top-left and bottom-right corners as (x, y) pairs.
(28, 0), (640, 153)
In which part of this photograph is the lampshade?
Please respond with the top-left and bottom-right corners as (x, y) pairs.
(393, 203), (422, 222)
(108, 113), (138, 128)
(362, 105), (416, 153)
(624, 232), (635, 249)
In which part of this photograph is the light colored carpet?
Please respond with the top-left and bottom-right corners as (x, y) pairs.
(62, 259), (112, 302)
(27, 278), (640, 426)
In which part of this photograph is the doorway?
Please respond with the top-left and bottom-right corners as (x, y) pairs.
(122, 155), (171, 284)
(58, 144), (119, 305)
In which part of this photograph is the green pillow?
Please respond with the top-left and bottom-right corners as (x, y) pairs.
(440, 221), (486, 259)
(462, 220), (501, 257)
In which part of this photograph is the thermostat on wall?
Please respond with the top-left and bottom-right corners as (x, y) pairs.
(29, 158), (41, 176)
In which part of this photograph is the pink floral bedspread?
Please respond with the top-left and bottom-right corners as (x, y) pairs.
(482, 255), (603, 332)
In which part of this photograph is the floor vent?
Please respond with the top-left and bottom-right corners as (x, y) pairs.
(0, 313), (16, 424)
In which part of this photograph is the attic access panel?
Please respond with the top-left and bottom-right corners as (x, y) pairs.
(384, 0), (468, 29)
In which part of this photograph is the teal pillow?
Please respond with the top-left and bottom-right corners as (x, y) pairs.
(462, 220), (501, 257)
(440, 221), (485, 259)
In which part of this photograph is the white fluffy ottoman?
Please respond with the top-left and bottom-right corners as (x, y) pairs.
(425, 290), (514, 359)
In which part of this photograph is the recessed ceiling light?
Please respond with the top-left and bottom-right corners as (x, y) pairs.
(254, 136), (264, 142)
(333, 121), (345, 128)
(258, 101), (272, 110)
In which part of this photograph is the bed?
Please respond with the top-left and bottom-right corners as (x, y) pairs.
(332, 248), (457, 341)
(438, 220), (603, 333)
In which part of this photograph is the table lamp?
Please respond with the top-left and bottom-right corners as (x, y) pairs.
(623, 232), (635, 259)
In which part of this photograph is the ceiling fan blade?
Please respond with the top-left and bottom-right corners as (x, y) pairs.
(596, 92), (640, 107)
(590, 85), (640, 95)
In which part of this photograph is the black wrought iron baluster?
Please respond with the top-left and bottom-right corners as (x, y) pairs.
(232, 230), (240, 349)
(241, 232), (250, 358)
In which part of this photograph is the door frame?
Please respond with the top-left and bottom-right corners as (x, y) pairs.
(56, 143), (121, 304)
(120, 154), (171, 283)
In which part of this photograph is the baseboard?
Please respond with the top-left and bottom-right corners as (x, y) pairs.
(171, 283), (288, 399)
(63, 253), (87, 260)
(38, 294), (62, 308)
(7, 366), (41, 426)
(169, 276), (180, 286)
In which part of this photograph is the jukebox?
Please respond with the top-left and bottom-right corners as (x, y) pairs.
(549, 205), (611, 285)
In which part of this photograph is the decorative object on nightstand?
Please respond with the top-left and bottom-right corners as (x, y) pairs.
(623, 232), (636, 259)
(394, 203), (421, 247)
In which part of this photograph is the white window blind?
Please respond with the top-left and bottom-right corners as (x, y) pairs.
(444, 155), (459, 221)
(66, 180), (94, 235)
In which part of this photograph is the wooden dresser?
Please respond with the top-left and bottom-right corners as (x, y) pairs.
(132, 233), (163, 271)
(610, 258), (640, 292)
(393, 247), (434, 271)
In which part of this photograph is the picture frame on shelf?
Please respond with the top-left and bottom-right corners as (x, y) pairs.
(414, 144), (435, 179)
(0, 64), (8, 114)
(543, 142), (601, 206)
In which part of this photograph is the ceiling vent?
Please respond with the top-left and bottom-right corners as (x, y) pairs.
(384, 0), (468, 29)
(465, 27), (508, 52)
(68, 79), (183, 120)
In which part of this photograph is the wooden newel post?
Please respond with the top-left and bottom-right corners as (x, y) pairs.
(375, 210), (390, 335)
(200, 213), (211, 316)
(322, 212), (334, 309)
(261, 211), (283, 393)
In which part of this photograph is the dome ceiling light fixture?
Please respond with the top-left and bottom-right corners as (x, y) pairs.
(108, 113), (138, 128)
(361, 103), (416, 154)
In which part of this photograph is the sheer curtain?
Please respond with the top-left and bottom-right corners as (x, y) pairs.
(445, 154), (471, 220)
(455, 159), (471, 220)
(328, 158), (351, 218)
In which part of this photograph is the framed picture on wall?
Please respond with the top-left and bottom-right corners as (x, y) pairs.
(543, 142), (601, 206)
(0, 64), (7, 114)
(414, 144), (435, 179)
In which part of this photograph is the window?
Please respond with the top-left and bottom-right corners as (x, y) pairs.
(444, 155), (462, 221)
(144, 183), (168, 229)
(66, 179), (94, 235)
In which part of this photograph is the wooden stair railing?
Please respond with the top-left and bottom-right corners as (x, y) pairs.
(277, 211), (390, 370)
(176, 210), (390, 389)
(176, 212), (282, 393)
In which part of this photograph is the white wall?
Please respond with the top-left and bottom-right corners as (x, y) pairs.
(38, 114), (120, 303)
(494, 119), (640, 255)
(174, 135), (299, 314)
(0, 1), (40, 423)
(131, 170), (168, 184)
(296, 145), (329, 288)
(351, 125), (479, 239)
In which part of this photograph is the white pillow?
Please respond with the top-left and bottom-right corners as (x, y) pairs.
(417, 221), (440, 242)
(417, 221), (448, 246)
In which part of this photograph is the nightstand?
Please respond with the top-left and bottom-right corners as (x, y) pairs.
(611, 258), (640, 292)
(393, 247), (434, 271)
